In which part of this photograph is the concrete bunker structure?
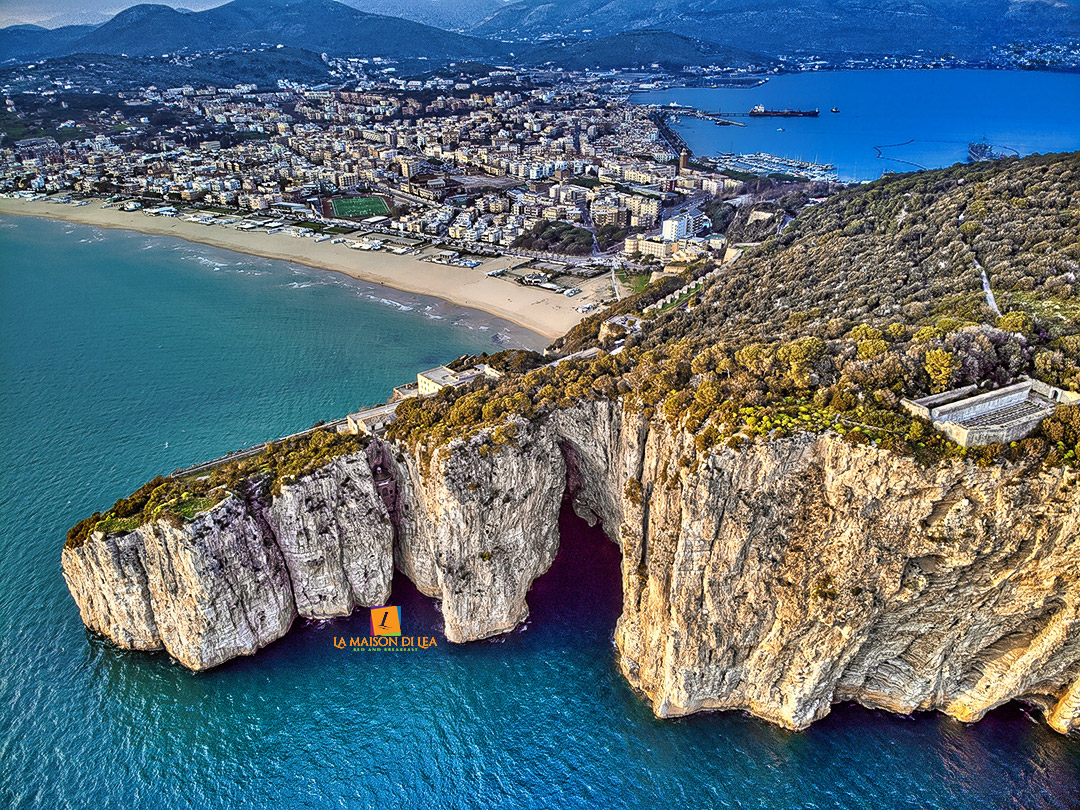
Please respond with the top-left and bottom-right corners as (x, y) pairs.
(902, 377), (1079, 447)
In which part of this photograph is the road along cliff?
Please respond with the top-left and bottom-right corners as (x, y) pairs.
(62, 400), (1080, 733)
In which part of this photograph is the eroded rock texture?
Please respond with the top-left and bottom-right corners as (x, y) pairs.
(62, 454), (392, 670)
(63, 402), (1079, 733)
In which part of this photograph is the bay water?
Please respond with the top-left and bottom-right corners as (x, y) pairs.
(1, 215), (1077, 808)
(631, 69), (1080, 181)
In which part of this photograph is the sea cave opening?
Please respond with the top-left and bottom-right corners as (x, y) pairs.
(516, 440), (624, 645)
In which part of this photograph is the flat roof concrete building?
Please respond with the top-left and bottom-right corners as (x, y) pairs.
(417, 365), (462, 396)
(901, 377), (1079, 448)
(416, 363), (503, 397)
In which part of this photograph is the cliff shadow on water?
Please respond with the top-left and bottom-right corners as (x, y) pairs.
(522, 497), (624, 649)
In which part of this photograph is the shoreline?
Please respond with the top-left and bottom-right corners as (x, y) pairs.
(0, 197), (596, 341)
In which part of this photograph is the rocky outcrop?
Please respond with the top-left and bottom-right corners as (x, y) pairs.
(381, 400), (1079, 733)
(62, 453), (393, 670)
(268, 454), (394, 619)
(606, 415), (1080, 734)
(62, 401), (1080, 733)
(391, 419), (566, 642)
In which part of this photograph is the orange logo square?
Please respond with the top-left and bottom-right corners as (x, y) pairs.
(371, 606), (401, 636)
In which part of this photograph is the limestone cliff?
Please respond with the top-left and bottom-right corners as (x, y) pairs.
(62, 454), (393, 670)
(390, 419), (566, 642)
(602, 409), (1080, 736)
(62, 402), (1080, 734)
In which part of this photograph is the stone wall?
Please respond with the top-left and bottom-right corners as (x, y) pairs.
(936, 417), (1049, 448)
(930, 381), (1031, 424)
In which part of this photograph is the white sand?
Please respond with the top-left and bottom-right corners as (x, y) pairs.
(0, 197), (601, 340)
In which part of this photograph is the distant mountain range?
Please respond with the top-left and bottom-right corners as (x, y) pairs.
(473, 0), (1080, 57)
(2, 0), (1079, 70)
(338, 0), (503, 32)
(524, 31), (770, 71)
(0, 23), (98, 61)
(0, 0), (503, 62)
(1, 47), (339, 89)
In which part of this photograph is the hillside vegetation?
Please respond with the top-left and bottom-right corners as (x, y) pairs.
(66, 152), (1080, 543)
(511, 220), (595, 256)
(65, 429), (369, 548)
(390, 152), (1080, 468)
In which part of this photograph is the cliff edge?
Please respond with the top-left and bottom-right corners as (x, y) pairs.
(62, 401), (1080, 733)
(62, 453), (393, 670)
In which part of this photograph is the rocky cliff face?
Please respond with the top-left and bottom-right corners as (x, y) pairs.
(62, 402), (1080, 733)
(390, 419), (566, 642)
(603, 411), (1080, 736)
(62, 454), (393, 670)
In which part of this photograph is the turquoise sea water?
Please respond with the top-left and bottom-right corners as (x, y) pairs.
(631, 70), (1080, 181)
(1, 214), (1078, 808)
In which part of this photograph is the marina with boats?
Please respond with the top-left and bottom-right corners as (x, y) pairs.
(701, 152), (838, 181)
(647, 102), (838, 181)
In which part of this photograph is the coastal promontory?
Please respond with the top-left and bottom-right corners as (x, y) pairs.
(62, 152), (1080, 733)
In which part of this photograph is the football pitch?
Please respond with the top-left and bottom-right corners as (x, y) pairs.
(331, 196), (389, 218)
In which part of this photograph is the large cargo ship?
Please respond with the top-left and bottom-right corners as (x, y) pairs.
(749, 104), (819, 117)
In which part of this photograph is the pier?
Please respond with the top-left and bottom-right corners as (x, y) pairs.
(650, 105), (746, 127)
(651, 103), (820, 123)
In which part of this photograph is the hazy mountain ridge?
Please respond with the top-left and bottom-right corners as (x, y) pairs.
(473, 0), (1080, 56)
(524, 30), (772, 70)
(0, 1), (770, 74)
(339, 0), (503, 31)
(0, 48), (338, 91)
(1, 0), (505, 62)
(0, 23), (98, 61)
(2, 0), (1078, 68)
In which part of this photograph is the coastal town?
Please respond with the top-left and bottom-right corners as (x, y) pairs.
(0, 67), (782, 333)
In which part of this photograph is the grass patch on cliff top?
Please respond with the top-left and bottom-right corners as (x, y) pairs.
(65, 429), (370, 549)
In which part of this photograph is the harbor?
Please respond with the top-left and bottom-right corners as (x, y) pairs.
(630, 69), (1080, 181)
(646, 101), (836, 179)
(701, 152), (838, 181)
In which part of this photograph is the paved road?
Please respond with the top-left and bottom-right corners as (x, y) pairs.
(978, 260), (1002, 317)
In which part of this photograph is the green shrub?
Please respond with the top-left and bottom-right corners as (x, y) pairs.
(65, 429), (369, 548)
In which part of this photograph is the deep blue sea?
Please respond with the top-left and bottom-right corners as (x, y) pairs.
(1, 214), (1078, 809)
(631, 70), (1080, 181)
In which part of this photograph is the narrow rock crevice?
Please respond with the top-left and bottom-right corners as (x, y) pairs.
(62, 403), (1080, 734)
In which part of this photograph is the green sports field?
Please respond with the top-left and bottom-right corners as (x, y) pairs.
(331, 196), (389, 218)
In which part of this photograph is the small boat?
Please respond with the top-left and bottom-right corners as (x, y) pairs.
(776, 127), (785, 132)
(831, 107), (840, 113)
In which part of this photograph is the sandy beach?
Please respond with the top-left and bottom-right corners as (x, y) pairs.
(0, 197), (600, 340)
